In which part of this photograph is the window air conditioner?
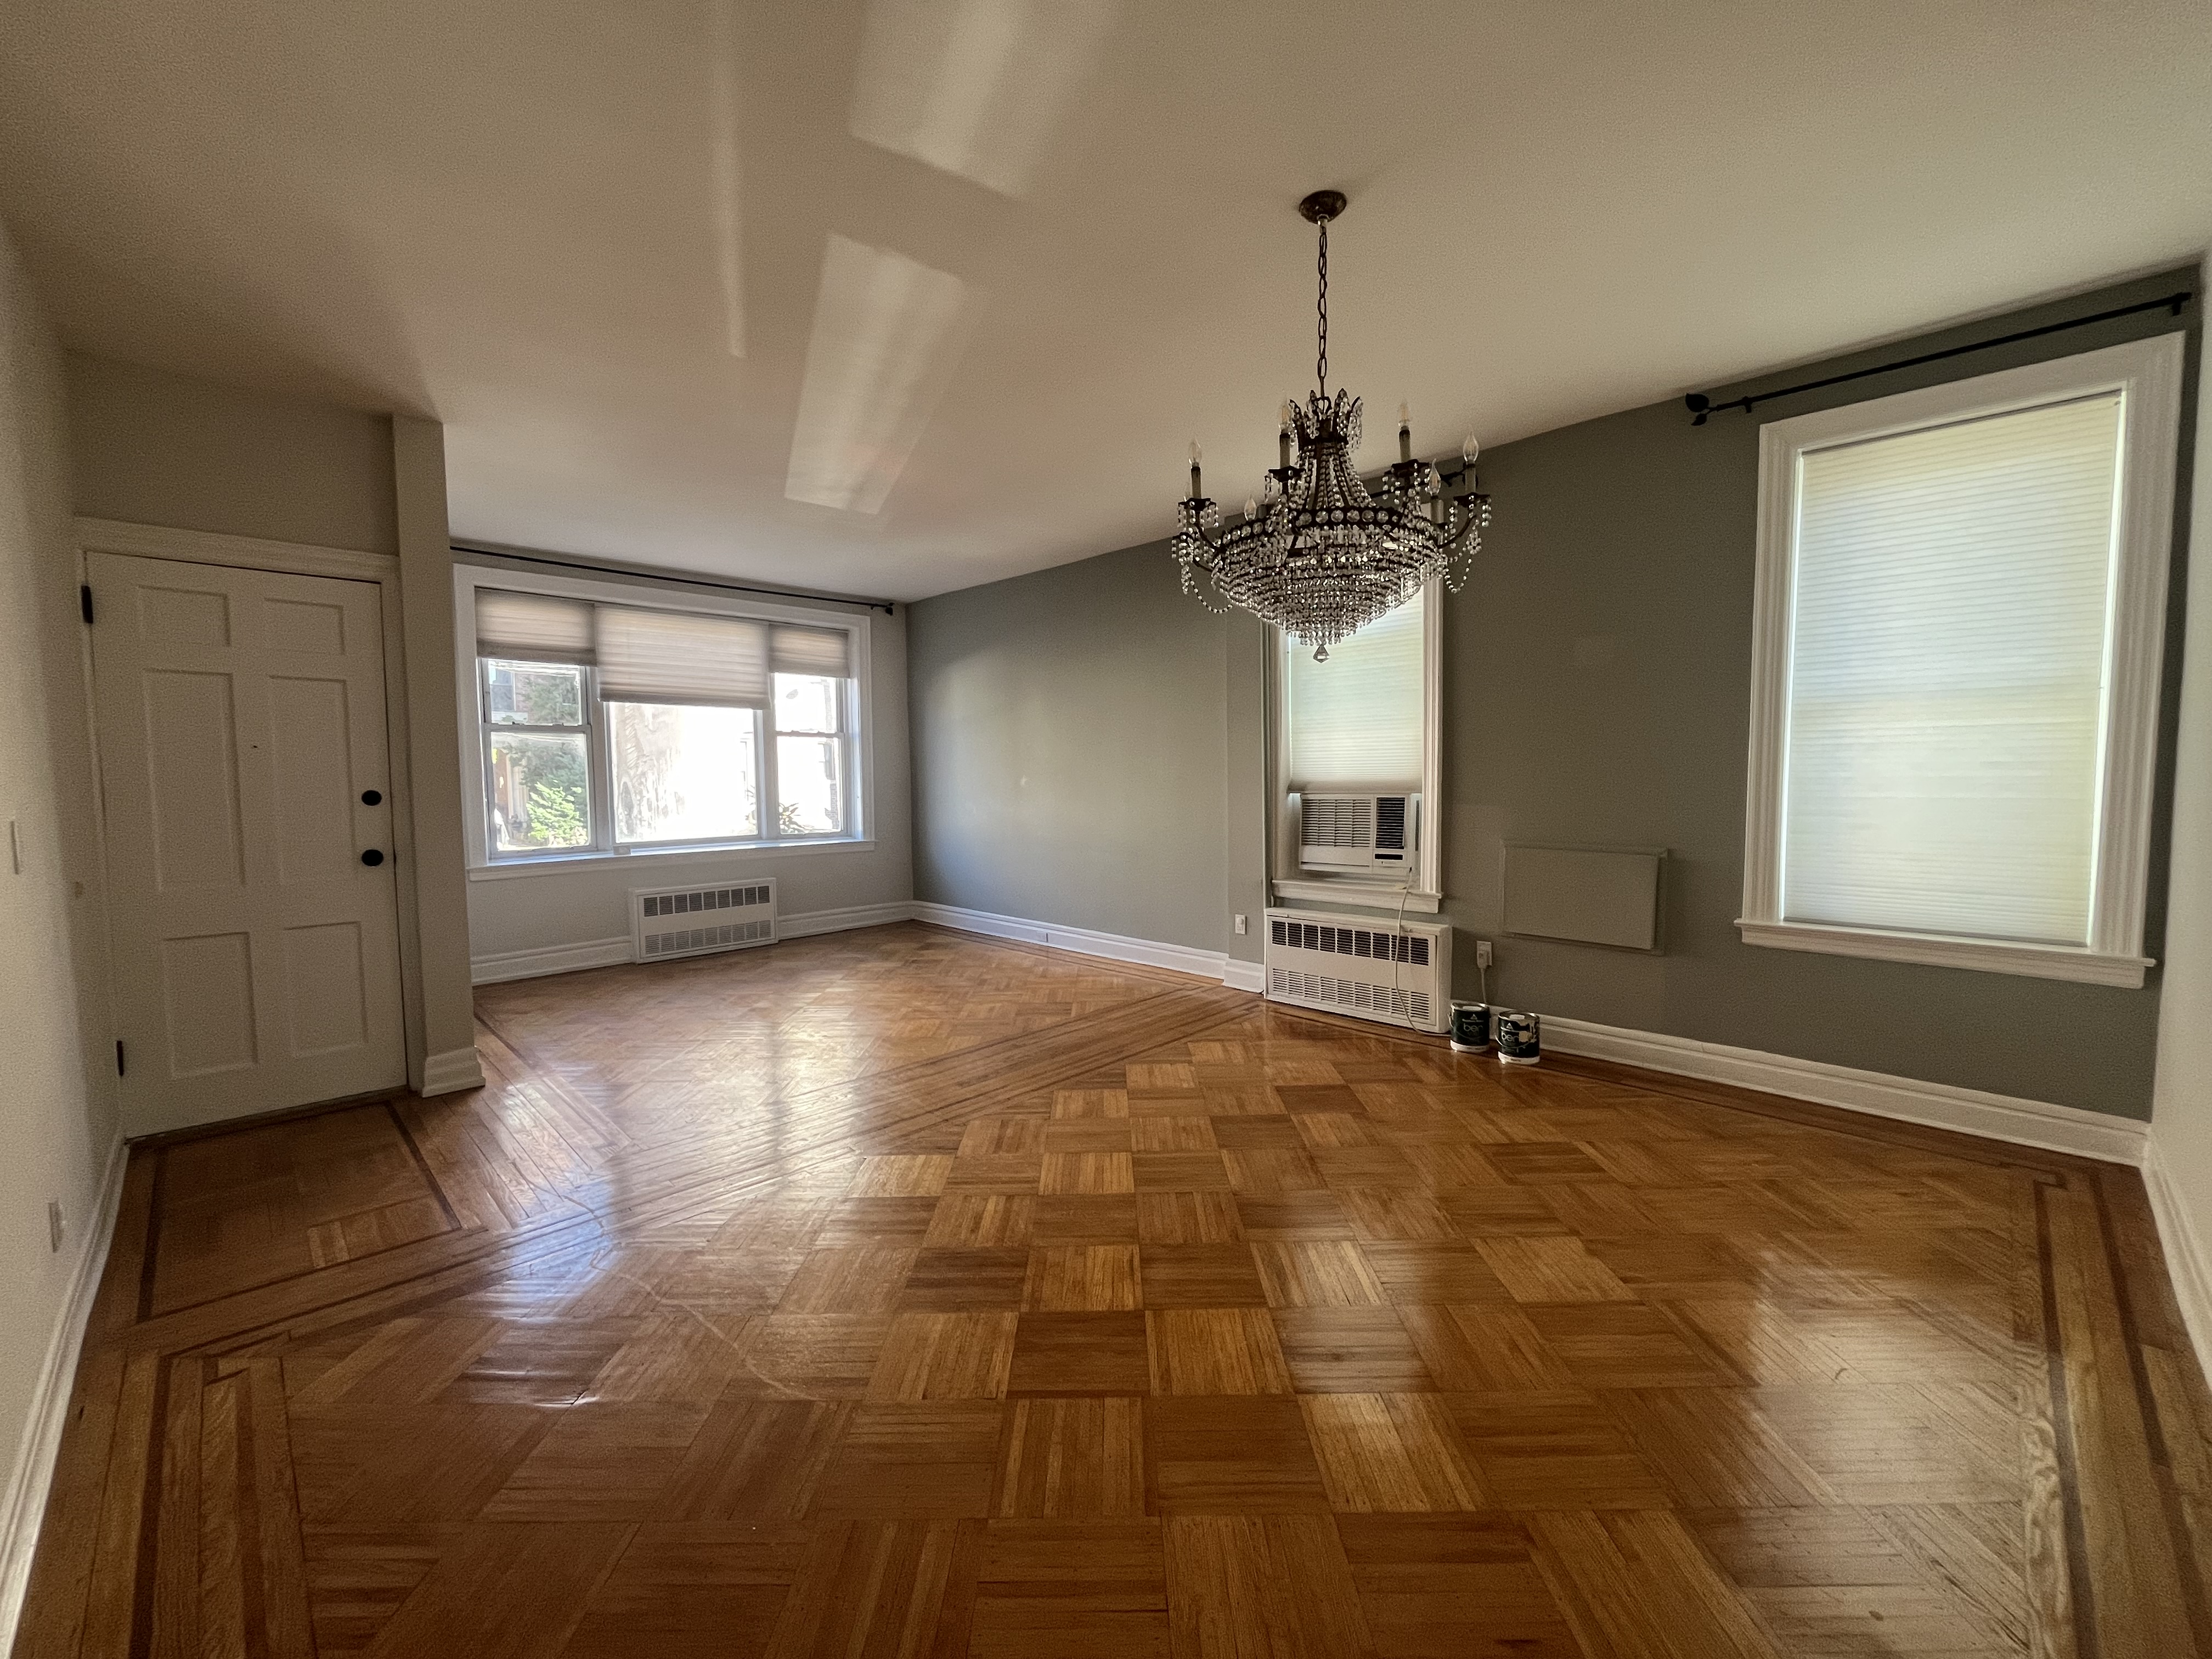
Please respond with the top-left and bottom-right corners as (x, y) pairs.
(1298, 793), (1419, 873)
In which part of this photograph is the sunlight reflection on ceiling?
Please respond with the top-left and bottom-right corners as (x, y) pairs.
(783, 233), (975, 513)
(847, 0), (1122, 196)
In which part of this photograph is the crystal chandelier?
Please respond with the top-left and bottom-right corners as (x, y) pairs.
(1172, 190), (1491, 659)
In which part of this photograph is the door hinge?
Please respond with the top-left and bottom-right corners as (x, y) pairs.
(115, 1039), (126, 1077)
(80, 584), (94, 625)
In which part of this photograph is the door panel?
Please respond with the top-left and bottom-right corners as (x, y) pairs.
(158, 932), (258, 1076)
(144, 670), (247, 889)
(268, 676), (357, 882)
(281, 922), (369, 1055)
(92, 552), (407, 1128)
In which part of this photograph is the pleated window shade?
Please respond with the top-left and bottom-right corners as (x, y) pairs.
(473, 590), (594, 664)
(1288, 586), (1425, 791)
(594, 605), (773, 707)
(772, 624), (852, 678)
(1782, 392), (2125, 946)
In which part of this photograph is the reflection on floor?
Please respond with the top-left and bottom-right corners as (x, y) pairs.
(20, 922), (2212, 1656)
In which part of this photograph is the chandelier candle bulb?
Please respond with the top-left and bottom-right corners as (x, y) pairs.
(1188, 440), (1201, 497)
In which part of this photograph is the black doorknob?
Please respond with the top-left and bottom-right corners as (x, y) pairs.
(360, 849), (385, 866)
(361, 788), (382, 806)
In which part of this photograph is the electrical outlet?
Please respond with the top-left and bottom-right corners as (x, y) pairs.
(1475, 940), (1494, 969)
(1233, 914), (1248, 935)
(47, 1200), (64, 1254)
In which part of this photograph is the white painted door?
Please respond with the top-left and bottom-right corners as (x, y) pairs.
(89, 552), (407, 1128)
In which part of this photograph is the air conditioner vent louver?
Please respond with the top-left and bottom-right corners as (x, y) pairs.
(1262, 908), (1451, 1035)
(633, 879), (778, 962)
(1301, 797), (1374, 850)
(1298, 793), (1418, 871)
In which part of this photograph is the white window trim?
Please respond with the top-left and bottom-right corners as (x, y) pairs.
(1738, 333), (2185, 988)
(453, 563), (874, 870)
(1268, 575), (1446, 910)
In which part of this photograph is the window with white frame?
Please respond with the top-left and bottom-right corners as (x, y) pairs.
(468, 581), (865, 861)
(1739, 335), (2183, 987)
(1274, 580), (1443, 903)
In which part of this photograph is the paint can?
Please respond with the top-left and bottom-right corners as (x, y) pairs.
(1448, 1001), (1491, 1053)
(1494, 1009), (1541, 1064)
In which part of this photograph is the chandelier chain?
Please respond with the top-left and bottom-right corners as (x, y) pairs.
(1314, 217), (1329, 396)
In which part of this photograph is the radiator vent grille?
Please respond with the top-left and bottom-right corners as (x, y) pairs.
(641, 884), (772, 918)
(642, 918), (774, 957)
(1268, 966), (1431, 1028)
(1301, 797), (1374, 850)
(1269, 916), (1430, 967)
(634, 879), (777, 962)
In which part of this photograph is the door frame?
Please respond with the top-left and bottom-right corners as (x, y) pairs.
(74, 517), (430, 1101)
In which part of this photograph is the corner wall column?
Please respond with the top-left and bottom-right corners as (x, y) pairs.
(391, 415), (481, 1094)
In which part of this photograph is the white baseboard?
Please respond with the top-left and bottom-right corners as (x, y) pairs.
(914, 901), (1263, 995)
(1540, 1014), (2149, 1166)
(2143, 1135), (2212, 1380)
(778, 901), (917, 940)
(419, 1045), (486, 1097)
(470, 936), (634, 985)
(470, 904), (918, 988)
(0, 1135), (127, 1655)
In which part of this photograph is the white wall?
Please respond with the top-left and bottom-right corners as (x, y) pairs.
(0, 222), (122, 1644)
(464, 564), (913, 978)
(2150, 248), (2212, 1365)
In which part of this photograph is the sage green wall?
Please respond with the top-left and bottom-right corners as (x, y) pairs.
(909, 268), (2198, 1119)
(909, 542), (1268, 962)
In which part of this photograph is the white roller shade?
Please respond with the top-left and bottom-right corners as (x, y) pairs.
(595, 604), (771, 707)
(1782, 392), (2124, 946)
(773, 624), (853, 678)
(475, 589), (594, 664)
(1288, 588), (1425, 791)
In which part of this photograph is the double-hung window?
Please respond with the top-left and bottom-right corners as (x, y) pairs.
(1739, 335), (2183, 986)
(1273, 580), (1444, 906)
(466, 579), (866, 863)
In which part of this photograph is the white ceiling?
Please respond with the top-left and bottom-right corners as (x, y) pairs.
(3, 0), (2207, 601)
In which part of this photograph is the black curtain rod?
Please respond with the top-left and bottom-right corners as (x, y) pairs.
(450, 543), (896, 614)
(1684, 289), (2193, 426)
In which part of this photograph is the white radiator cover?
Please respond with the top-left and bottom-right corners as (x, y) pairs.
(631, 878), (778, 962)
(1262, 907), (1453, 1035)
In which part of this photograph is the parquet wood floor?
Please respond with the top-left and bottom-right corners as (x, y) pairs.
(16, 922), (2212, 1657)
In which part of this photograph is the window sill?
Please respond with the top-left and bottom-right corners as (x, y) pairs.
(1272, 878), (1442, 915)
(470, 838), (876, 881)
(1735, 918), (2152, 988)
